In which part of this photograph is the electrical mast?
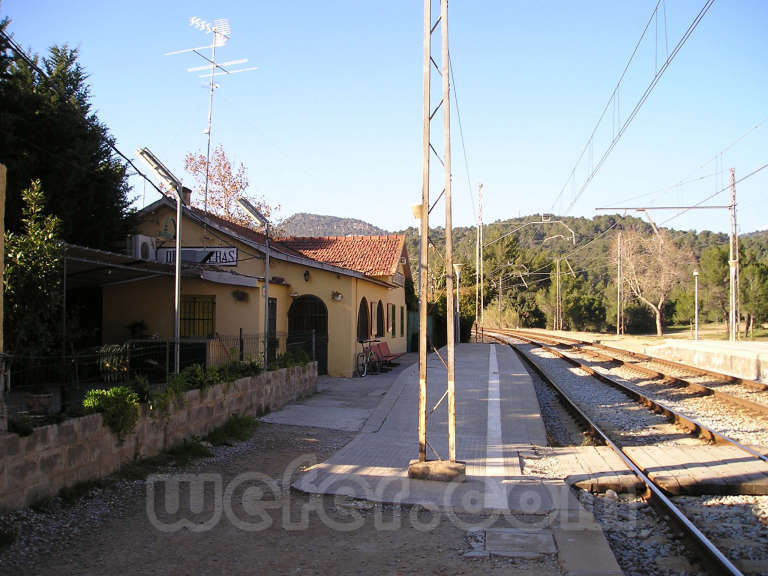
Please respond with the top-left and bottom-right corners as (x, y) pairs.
(409, 0), (465, 482)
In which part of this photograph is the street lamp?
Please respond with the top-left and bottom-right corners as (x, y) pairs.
(237, 197), (270, 370)
(136, 147), (184, 374)
(693, 270), (699, 341)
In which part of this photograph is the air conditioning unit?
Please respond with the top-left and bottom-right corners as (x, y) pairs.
(400, 257), (407, 265)
(128, 234), (157, 261)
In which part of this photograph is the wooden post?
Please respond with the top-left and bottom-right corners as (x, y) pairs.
(442, 0), (456, 463)
(417, 0), (431, 463)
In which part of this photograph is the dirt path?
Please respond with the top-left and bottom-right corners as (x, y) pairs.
(2, 422), (562, 576)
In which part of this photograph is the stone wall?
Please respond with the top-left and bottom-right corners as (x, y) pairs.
(0, 362), (317, 512)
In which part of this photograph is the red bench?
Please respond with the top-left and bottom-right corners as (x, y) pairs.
(373, 342), (404, 366)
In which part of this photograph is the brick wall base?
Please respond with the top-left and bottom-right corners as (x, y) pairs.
(0, 362), (317, 512)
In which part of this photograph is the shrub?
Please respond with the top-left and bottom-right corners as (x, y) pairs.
(204, 414), (258, 446)
(83, 386), (139, 441)
(273, 347), (311, 369)
(8, 418), (33, 437)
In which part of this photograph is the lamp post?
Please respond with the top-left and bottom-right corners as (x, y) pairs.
(453, 263), (462, 343)
(237, 198), (270, 370)
(693, 270), (699, 341)
(136, 148), (184, 374)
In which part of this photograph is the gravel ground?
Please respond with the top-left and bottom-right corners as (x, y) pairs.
(582, 344), (768, 407)
(577, 491), (706, 576)
(516, 343), (706, 447)
(495, 334), (768, 576)
(588, 361), (768, 449)
(0, 422), (562, 576)
(674, 495), (768, 575)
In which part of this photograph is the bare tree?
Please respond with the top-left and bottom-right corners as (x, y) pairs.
(184, 145), (278, 228)
(619, 228), (695, 336)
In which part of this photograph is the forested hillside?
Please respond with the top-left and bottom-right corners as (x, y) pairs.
(395, 214), (768, 336)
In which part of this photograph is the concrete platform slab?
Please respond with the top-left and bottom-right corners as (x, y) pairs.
(289, 343), (621, 573)
(485, 527), (556, 558)
(259, 404), (371, 432)
(624, 444), (768, 495)
(553, 446), (644, 494)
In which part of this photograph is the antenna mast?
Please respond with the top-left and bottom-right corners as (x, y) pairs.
(166, 17), (258, 215)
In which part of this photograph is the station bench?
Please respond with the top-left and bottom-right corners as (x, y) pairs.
(373, 342), (404, 366)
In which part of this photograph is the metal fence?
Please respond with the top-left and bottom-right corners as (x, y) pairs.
(4, 332), (315, 417)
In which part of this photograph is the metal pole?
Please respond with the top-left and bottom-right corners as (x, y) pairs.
(479, 184), (484, 324)
(441, 0), (456, 463)
(417, 0), (431, 463)
(556, 259), (561, 331)
(475, 211), (479, 326)
(729, 168), (736, 342)
(203, 32), (217, 215)
(498, 275), (503, 327)
(694, 271), (699, 341)
(454, 264), (461, 343)
(617, 232), (622, 335)
(174, 186), (182, 374)
(264, 221), (270, 369)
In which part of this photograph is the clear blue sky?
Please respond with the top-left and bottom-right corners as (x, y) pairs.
(3, 1), (767, 234)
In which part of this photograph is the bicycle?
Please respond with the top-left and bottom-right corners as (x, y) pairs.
(355, 339), (380, 377)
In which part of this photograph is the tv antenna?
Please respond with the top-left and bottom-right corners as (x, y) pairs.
(166, 17), (258, 215)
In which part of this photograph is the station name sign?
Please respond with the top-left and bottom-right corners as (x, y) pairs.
(157, 246), (238, 267)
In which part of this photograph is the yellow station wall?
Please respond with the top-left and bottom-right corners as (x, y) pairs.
(102, 205), (407, 377)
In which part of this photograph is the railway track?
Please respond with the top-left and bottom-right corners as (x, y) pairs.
(485, 330), (768, 576)
(496, 329), (768, 452)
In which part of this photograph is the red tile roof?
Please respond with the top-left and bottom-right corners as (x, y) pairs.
(144, 199), (407, 280)
(280, 235), (407, 277)
(187, 207), (307, 259)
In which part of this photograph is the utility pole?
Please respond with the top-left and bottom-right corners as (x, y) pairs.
(555, 259), (561, 331)
(729, 168), (738, 341)
(475, 201), (479, 328)
(478, 184), (484, 325)
(416, 0), (431, 465)
(409, 0), (464, 481)
(617, 231), (622, 335)
(498, 275), (503, 327)
(441, 0), (457, 465)
(694, 270), (699, 341)
(454, 264), (462, 343)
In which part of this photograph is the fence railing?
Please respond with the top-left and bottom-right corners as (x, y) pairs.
(4, 332), (316, 416)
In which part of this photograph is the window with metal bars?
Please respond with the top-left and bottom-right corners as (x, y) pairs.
(180, 295), (216, 338)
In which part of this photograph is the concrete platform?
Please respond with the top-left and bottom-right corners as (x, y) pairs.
(645, 340), (768, 382)
(286, 343), (622, 574)
(625, 445), (768, 495)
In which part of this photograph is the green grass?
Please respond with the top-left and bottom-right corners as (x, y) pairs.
(204, 414), (258, 446)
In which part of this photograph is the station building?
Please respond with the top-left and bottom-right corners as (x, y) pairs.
(92, 197), (410, 377)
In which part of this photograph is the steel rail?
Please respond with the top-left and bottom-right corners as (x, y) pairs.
(496, 329), (768, 464)
(487, 331), (745, 576)
(504, 329), (768, 425)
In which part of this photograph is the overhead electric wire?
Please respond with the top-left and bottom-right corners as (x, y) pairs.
(612, 114), (768, 206)
(551, 0), (663, 213)
(660, 160), (768, 226)
(553, 0), (716, 216)
(449, 52), (476, 222)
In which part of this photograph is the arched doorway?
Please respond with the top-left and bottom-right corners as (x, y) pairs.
(288, 295), (329, 375)
(357, 298), (369, 342)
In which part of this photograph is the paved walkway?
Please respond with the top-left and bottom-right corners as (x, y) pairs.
(265, 344), (622, 573)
